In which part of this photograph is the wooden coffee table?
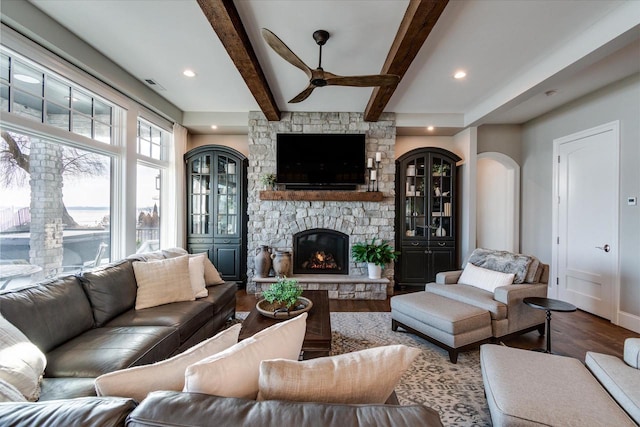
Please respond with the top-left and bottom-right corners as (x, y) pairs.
(239, 290), (331, 359)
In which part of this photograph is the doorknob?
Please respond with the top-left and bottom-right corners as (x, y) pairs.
(595, 244), (610, 252)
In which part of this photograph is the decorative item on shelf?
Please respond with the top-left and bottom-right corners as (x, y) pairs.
(434, 186), (441, 197)
(257, 277), (312, 319)
(436, 227), (447, 237)
(227, 163), (236, 175)
(351, 238), (399, 279)
(406, 164), (416, 177)
(369, 169), (377, 192)
(260, 173), (277, 190)
(271, 250), (292, 277)
(432, 163), (450, 176)
(375, 152), (381, 192)
(254, 245), (272, 278)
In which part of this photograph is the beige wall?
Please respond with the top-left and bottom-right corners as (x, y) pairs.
(187, 134), (249, 157)
(395, 135), (465, 160)
(477, 124), (522, 165)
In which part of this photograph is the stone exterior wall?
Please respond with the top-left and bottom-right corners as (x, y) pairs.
(246, 111), (396, 296)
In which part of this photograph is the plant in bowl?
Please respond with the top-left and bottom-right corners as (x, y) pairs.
(351, 238), (399, 279)
(258, 277), (312, 318)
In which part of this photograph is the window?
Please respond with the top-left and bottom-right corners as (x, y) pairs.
(0, 130), (111, 286)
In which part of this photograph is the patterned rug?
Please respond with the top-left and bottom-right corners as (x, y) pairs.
(237, 311), (491, 426)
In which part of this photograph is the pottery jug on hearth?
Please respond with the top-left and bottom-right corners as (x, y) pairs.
(271, 250), (292, 277)
(254, 245), (272, 278)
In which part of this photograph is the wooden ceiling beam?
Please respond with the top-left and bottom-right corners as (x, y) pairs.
(197, 0), (281, 121)
(364, 0), (449, 122)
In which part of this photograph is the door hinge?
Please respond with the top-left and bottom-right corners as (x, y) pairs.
(557, 155), (560, 163)
(557, 236), (559, 244)
(556, 277), (559, 285)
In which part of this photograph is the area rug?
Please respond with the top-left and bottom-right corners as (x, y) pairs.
(237, 311), (491, 426)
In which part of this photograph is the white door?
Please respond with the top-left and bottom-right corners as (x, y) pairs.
(554, 122), (619, 320)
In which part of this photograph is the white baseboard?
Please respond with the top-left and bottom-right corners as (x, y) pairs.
(617, 310), (640, 334)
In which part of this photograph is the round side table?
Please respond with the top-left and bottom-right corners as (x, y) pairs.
(523, 297), (576, 354)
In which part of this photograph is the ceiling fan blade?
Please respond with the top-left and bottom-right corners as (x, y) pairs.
(289, 85), (316, 103)
(325, 73), (400, 87)
(261, 28), (312, 79)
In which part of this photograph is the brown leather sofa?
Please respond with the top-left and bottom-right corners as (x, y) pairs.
(0, 391), (444, 426)
(0, 254), (237, 401)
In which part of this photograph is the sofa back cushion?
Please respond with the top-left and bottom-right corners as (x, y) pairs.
(0, 276), (94, 352)
(78, 259), (138, 327)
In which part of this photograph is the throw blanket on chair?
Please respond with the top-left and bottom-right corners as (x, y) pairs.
(465, 248), (533, 284)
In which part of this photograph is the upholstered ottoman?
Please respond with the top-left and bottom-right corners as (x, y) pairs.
(391, 292), (492, 363)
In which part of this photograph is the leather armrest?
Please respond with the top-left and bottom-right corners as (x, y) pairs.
(435, 270), (462, 284)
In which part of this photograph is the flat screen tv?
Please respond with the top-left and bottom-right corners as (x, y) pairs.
(277, 133), (366, 189)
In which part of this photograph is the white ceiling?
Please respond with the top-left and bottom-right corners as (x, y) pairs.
(27, 0), (640, 135)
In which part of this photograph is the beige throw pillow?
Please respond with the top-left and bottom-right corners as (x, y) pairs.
(184, 313), (307, 399)
(257, 345), (421, 404)
(95, 324), (241, 401)
(203, 256), (225, 286)
(133, 255), (194, 310)
(188, 253), (208, 298)
(458, 262), (515, 293)
(0, 314), (46, 401)
(0, 378), (26, 402)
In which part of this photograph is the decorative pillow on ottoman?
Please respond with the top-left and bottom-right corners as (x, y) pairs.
(95, 324), (241, 401)
(257, 345), (421, 404)
(184, 313), (307, 399)
(0, 314), (46, 401)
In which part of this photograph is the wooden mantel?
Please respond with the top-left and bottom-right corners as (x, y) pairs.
(259, 190), (384, 202)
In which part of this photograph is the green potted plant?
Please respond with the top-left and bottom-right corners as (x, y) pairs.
(351, 238), (399, 279)
(257, 277), (312, 318)
(432, 164), (450, 176)
(260, 173), (277, 190)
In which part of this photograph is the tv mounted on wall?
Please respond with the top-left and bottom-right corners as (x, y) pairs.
(276, 133), (366, 190)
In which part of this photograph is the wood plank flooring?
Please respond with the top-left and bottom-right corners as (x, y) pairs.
(236, 289), (640, 362)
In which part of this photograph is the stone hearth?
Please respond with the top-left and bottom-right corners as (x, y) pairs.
(246, 111), (396, 299)
(254, 275), (389, 300)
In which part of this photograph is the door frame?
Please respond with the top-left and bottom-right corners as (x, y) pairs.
(477, 152), (520, 253)
(551, 121), (620, 324)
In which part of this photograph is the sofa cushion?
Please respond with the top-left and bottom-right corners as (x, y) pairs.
(0, 276), (94, 352)
(45, 326), (179, 378)
(466, 248), (533, 284)
(78, 259), (138, 327)
(458, 263), (514, 293)
(106, 300), (213, 345)
(624, 338), (640, 369)
(95, 324), (241, 402)
(0, 313), (47, 401)
(0, 396), (137, 426)
(426, 282), (508, 321)
(127, 390), (444, 427)
(202, 281), (236, 309)
(184, 313), (307, 399)
(586, 351), (640, 424)
(132, 256), (194, 310)
(39, 377), (98, 401)
(481, 344), (636, 426)
(258, 345), (421, 404)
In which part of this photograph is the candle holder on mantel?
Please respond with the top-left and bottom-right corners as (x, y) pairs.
(367, 166), (374, 192)
(375, 160), (381, 192)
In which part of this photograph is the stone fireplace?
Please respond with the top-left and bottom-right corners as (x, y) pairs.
(246, 111), (396, 299)
(293, 228), (348, 275)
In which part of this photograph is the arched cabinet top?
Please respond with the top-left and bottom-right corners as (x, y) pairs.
(396, 147), (461, 164)
(185, 145), (247, 161)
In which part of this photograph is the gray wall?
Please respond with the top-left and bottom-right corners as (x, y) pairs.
(477, 124), (522, 165)
(521, 73), (640, 319)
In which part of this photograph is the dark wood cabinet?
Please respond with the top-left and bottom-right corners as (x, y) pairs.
(185, 146), (247, 283)
(395, 148), (461, 288)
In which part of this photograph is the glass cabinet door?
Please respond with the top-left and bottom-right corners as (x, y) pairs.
(189, 154), (211, 235)
(403, 155), (427, 237)
(430, 156), (453, 238)
(216, 155), (239, 237)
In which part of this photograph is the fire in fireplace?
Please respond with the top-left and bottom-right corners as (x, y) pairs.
(293, 229), (348, 275)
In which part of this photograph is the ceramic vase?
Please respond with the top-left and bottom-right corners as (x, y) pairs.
(254, 245), (272, 278)
(367, 263), (382, 279)
(271, 250), (292, 277)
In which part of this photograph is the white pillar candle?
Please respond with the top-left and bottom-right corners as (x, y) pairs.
(370, 170), (377, 180)
(367, 158), (373, 168)
(375, 152), (382, 162)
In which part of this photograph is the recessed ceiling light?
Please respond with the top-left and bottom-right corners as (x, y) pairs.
(183, 69), (196, 78)
(210, 125), (218, 130)
(453, 70), (467, 79)
(545, 89), (558, 97)
(14, 74), (40, 84)
(427, 126), (435, 132)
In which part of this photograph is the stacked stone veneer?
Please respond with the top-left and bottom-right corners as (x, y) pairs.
(247, 111), (396, 299)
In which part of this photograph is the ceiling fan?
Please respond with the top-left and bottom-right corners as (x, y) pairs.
(261, 28), (400, 103)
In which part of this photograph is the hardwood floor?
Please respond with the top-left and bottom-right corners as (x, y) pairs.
(236, 289), (640, 361)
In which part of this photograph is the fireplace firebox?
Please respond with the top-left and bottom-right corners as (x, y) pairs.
(293, 229), (349, 275)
